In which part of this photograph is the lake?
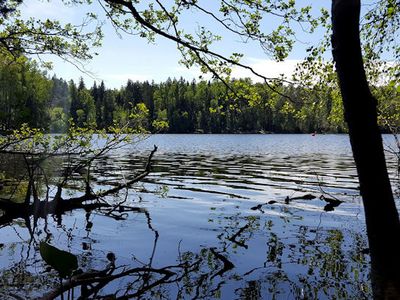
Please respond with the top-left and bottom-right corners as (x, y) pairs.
(1, 134), (399, 299)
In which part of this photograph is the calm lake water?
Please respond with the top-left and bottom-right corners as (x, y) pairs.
(1, 134), (399, 299)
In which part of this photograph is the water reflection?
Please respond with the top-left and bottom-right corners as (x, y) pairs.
(1, 134), (399, 298)
(0, 213), (371, 299)
(124, 152), (361, 202)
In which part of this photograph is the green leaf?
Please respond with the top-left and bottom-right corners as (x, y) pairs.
(387, 6), (395, 16)
(39, 242), (78, 278)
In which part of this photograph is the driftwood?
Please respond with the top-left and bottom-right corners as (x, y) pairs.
(250, 193), (343, 212)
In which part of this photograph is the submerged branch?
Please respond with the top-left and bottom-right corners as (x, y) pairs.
(97, 145), (157, 198)
(0, 146), (158, 228)
(40, 265), (175, 300)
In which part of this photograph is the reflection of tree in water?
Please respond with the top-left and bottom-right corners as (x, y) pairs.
(0, 207), (371, 299)
(216, 214), (370, 299)
(0, 146), (372, 299)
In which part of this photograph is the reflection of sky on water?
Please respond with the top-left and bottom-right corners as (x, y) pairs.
(126, 133), (355, 156)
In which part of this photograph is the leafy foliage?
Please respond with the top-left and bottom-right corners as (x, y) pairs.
(0, 0), (102, 68)
(0, 51), (52, 131)
(39, 242), (78, 278)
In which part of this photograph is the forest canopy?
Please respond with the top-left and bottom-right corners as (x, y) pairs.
(0, 1), (399, 135)
(1, 50), (399, 135)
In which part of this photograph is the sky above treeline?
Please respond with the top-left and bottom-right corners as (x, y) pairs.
(21, 0), (330, 89)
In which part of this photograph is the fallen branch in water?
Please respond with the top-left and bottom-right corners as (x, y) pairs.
(249, 192), (344, 212)
(0, 146), (158, 228)
(96, 145), (157, 198)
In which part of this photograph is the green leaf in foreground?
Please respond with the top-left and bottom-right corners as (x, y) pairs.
(39, 242), (78, 278)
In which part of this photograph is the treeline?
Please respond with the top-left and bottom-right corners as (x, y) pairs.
(44, 76), (349, 133)
(1, 53), (399, 134)
(0, 55), (52, 131)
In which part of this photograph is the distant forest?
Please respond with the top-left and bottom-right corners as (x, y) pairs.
(1, 55), (399, 134)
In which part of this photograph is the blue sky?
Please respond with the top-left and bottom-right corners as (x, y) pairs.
(22, 0), (330, 89)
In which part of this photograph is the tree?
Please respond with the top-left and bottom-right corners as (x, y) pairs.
(50, 75), (70, 114)
(69, 80), (79, 124)
(78, 89), (96, 127)
(49, 106), (68, 132)
(0, 51), (52, 131)
(91, 81), (101, 127)
(103, 89), (116, 128)
(332, 0), (400, 296)
(0, 0), (102, 69)
(68, 77), (98, 127)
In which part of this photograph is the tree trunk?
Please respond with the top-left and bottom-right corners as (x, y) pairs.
(331, 0), (400, 297)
